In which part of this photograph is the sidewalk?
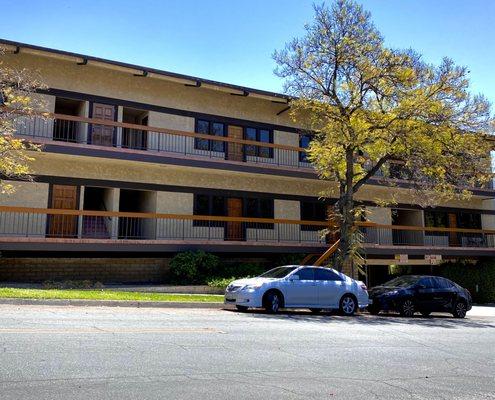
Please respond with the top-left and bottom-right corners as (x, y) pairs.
(469, 305), (495, 318)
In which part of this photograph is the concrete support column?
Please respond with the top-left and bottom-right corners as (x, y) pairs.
(367, 206), (393, 245)
(274, 199), (300, 241)
(116, 106), (123, 148)
(102, 188), (120, 239)
(77, 186), (85, 238)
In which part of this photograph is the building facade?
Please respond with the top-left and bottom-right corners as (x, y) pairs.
(1, 39), (495, 284)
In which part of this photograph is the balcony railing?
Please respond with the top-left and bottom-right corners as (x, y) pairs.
(0, 206), (328, 244)
(1, 206), (494, 251)
(359, 222), (495, 248)
(13, 112), (313, 170)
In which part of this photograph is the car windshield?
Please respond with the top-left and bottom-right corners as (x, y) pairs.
(258, 266), (298, 279)
(382, 276), (420, 288)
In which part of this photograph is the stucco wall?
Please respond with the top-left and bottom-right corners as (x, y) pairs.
(2, 52), (296, 129)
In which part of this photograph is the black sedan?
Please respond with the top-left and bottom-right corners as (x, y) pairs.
(368, 275), (472, 318)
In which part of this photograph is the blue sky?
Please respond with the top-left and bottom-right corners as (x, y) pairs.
(1, 0), (494, 105)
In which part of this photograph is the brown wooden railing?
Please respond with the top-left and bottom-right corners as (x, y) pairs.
(0, 206), (328, 243)
(0, 206), (494, 249)
(13, 111), (312, 169)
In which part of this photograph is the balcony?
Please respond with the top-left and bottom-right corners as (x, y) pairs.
(13, 112), (314, 174)
(1, 206), (495, 256)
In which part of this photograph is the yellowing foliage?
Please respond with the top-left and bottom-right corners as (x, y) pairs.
(274, 0), (494, 270)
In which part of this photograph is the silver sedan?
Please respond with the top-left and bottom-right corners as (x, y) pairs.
(224, 265), (369, 315)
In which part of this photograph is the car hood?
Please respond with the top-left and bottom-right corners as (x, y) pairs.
(229, 277), (274, 287)
(369, 286), (407, 296)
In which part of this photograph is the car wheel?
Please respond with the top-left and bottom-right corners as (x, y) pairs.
(420, 310), (431, 317)
(236, 305), (248, 312)
(399, 299), (415, 317)
(452, 300), (467, 319)
(263, 291), (282, 314)
(309, 308), (322, 313)
(368, 305), (380, 315)
(339, 295), (357, 316)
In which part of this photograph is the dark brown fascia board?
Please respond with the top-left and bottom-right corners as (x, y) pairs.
(0, 38), (291, 103)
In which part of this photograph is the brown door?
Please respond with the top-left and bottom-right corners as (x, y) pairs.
(91, 103), (115, 146)
(227, 126), (244, 161)
(48, 185), (79, 237)
(226, 198), (244, 241)
(448, 213), (459, 246)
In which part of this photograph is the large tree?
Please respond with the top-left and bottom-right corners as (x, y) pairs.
(274, 1), (493, 273)
(0, 46), (44, 194)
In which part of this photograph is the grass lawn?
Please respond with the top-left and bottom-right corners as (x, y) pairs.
(0, 288), (223, 303)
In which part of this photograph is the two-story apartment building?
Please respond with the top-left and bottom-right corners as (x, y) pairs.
(1, 39), (495, 285)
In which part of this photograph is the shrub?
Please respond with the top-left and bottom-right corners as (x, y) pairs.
(207, 277), (237, 290)
(440, 260), (495, 304)
(217, 262), (266, 279)
(168, 251), (220, 284)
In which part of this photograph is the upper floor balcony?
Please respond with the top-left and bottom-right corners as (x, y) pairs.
(12, 107), (495, 192)
(13, 110), (314, 175)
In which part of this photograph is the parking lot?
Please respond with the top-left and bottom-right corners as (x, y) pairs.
(0, 304), (494, 399)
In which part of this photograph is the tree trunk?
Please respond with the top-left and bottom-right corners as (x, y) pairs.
(336, 148), (355, 277)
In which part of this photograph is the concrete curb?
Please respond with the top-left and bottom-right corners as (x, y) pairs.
(0, 298), (224, 309)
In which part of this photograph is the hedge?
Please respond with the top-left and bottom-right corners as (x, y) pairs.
(440, 260), (495, 304)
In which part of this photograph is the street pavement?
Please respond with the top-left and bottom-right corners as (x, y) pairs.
(0, 305), (493, 399)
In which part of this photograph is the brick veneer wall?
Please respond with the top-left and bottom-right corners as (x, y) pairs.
(0, 258), (171, 283)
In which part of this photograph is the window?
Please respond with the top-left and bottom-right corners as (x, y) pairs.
(244, 127), (273, 158)
(434, 277), (453, 289)
(194, 119), (225, 152)
(314, 268), (343, 281)
(246, 198), (274, 229)
(299, 134), (311, 162)
(418, 277), (436, 289)
(259, 266), (298, 278)
(301, 201), (327, 231)
(424, 211), (448, 228)
(296, 268), (315, 280)
(193, 194), (226, 226)
(457, 212), (481, 229)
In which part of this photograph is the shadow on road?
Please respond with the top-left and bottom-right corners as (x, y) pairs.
(223, 308), (495, 329)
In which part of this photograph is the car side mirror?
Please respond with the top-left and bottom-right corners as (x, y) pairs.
(289, 275), (300, 281)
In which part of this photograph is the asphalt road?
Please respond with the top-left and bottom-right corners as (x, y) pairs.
(0, 305), (494, 400)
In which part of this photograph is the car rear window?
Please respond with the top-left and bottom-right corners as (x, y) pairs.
(314, 268), (343, 281)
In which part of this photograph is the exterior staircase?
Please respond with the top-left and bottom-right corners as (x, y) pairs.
(301, 239), (341, 266)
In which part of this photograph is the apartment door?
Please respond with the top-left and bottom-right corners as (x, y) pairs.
(91, 103), (115, 146)
(448, 213), (459, 246)
(226, 198), (244, 241)
(48, 184), (79, 237)
(227, 125), (244, 161)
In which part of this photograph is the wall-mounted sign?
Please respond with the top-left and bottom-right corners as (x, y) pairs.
(425, 254), (442, 265)
(394, 254), (408, 263)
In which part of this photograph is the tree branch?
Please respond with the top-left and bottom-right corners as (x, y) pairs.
(352, 154), (392, 193)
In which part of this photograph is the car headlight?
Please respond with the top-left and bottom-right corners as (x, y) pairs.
(385, 290), (399, 296)
(242, 284), (262, 291)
